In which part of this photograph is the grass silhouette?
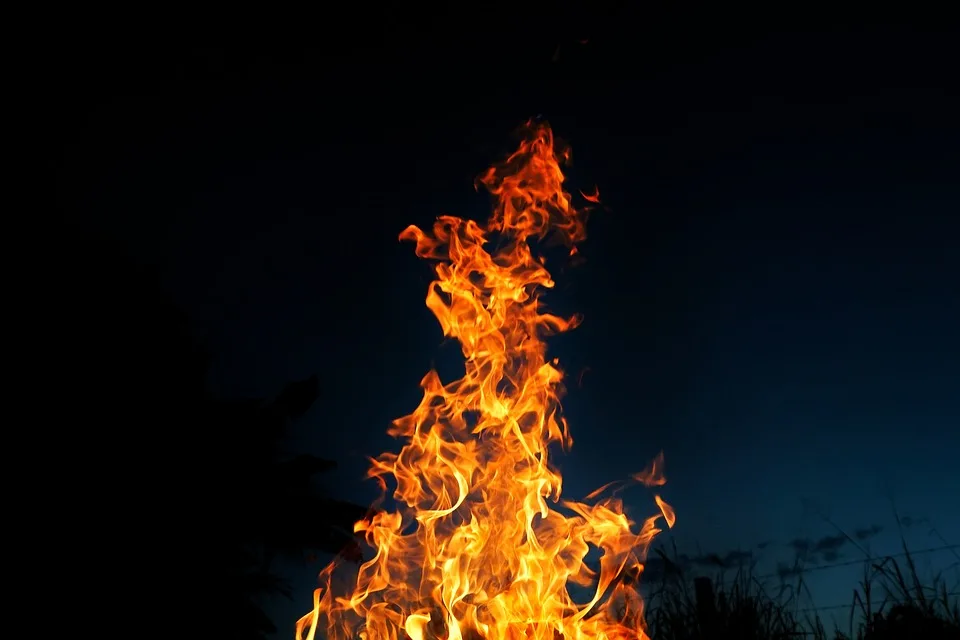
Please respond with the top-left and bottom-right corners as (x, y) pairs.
(641, 535), (959, 640)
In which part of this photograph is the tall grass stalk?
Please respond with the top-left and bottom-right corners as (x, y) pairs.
(640, 537), (959, 640)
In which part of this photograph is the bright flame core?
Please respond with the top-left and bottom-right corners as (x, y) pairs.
(298, 121), (674, 640)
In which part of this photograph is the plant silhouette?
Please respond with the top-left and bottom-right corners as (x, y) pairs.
(54, 231), (370, 639)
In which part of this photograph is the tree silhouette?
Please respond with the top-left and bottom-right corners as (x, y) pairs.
(207, 373), (374, 640)
(52, 230), (370, 639)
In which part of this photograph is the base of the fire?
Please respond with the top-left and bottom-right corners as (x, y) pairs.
(297, 536), (956, 640)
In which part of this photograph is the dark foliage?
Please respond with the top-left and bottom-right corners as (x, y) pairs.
(50, 230), (370, 639)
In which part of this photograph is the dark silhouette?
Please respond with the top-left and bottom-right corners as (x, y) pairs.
(50, 229), (370, 639)
(643, 544), (959, 640)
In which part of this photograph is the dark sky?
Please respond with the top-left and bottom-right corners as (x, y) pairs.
(55, 8), (958, 637)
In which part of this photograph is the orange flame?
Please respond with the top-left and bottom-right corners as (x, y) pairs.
(579, 187), (601, 204)
(298, 121), (673, 640)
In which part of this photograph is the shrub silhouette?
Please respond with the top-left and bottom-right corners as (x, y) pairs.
(52, 231), (371, 639)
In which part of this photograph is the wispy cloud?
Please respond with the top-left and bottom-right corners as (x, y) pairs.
(854, 524), (883, 541)
(645, 522), (889, 585)
(773, 523), (887, 579)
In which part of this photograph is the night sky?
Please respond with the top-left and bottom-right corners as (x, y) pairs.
(54, 8), (958, 637)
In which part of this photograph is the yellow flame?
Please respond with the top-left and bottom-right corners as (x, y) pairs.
(298, 121), (673, 640)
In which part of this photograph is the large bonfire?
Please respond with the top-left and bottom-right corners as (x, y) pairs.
(298, 121), (674, 640)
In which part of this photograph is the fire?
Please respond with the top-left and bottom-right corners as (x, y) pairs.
(298, 122), (674, 640)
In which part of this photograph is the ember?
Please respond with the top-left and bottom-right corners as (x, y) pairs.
(298, 121), (674, 640)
